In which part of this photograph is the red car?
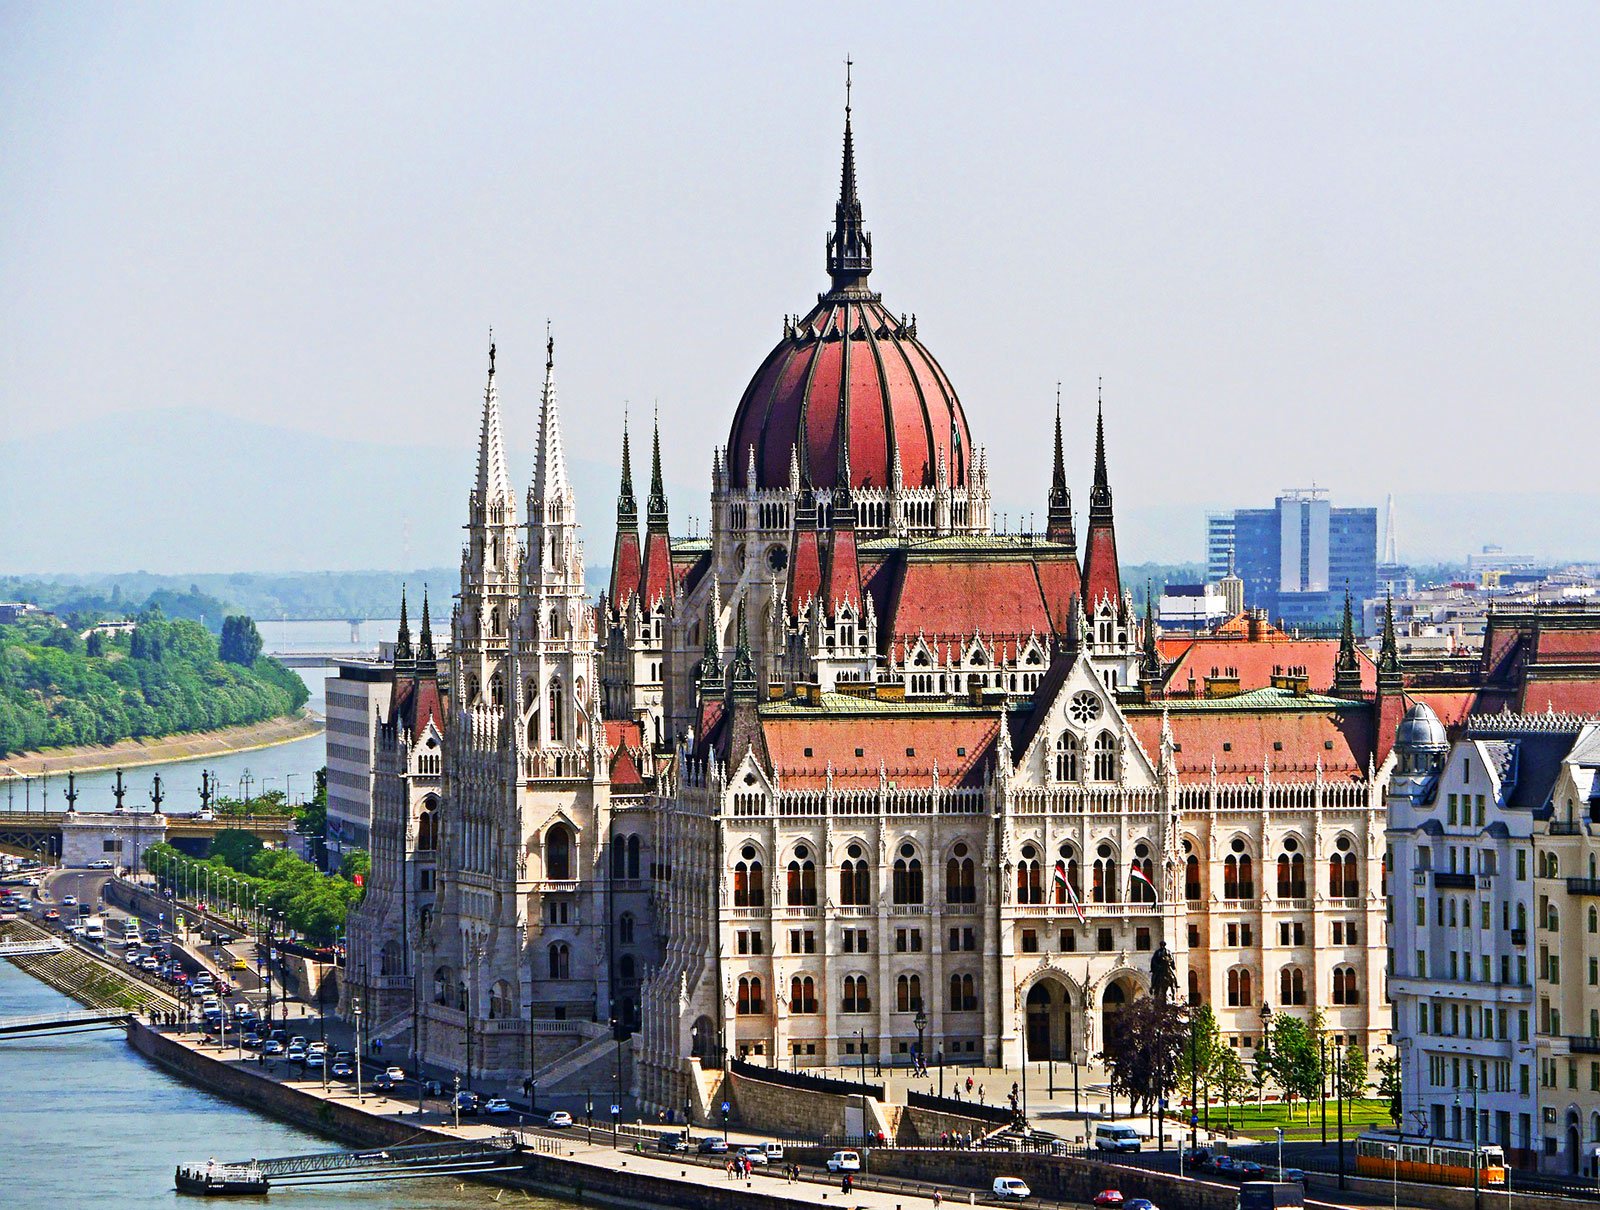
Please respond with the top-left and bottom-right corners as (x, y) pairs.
(1093, 1193), (1124, 1209)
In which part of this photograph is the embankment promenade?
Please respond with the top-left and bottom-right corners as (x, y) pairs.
(1, 710), (322, 779)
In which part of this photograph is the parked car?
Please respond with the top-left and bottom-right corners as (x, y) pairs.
(992, 1178), (1031, 1201)
(88, 859), (114, 870)
(825, 1150), (860, 1173)
(1274, 1168), (1309, 1187)
(698, 1138), (729, 1155)
(483, 1097), (512, 1116)
(737, 1146), (769, 1167)
(1092, 1192), (1124, 1208)
(451, 1091), (480, 1115)
(1123, 1200), (1160, 1210)
(656, 1132), (690, 1153)
(546, 1110), (573, 1128)
(759, 1142), (785, 1161)
(303, 1051), (324, 1069)
(61, 895), (77, 906)
(1093, 1123), (1142, 1153)
(384, 1065), (405, 1082)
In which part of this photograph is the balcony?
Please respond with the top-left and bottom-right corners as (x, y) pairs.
(1566, 878), (1600, 896)
(1549, 821), (1585, 836)
(1511, 928), (1528, 946)
(1433, 872), (1477, 890)
(1569, 1036), (1600, 1055)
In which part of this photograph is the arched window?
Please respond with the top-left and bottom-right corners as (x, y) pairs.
(840, 844), (869, 905)
(490, 671), (505, 709)
(620, 954), (636, 981)
(1329, 836), (1358, 898)
(945, 843), (976, 904)
(619, 912), (635, 945)
(1589, 906), (1597, 935)
(1223, 840), (1254, 901)
(1055, 732), (1081, 782)
(1093, 843), (1119, 904)
(1332, 965), (1359, 1004)
(1280, 966), (1306, 1006)
(612, 835), (628, 880)
(1055, 844), (1081, 904)
(787, 846), (817, 906)
(1185, 854), (1201, 901)
(1227, 967), (1253, 1007)
(548, 679), (564, 742)
(433, 966), (450, 1005)
(547, 943), (570, 979)
(546, 825), (572, 881)
(1016, 844), (1043, 905)
(896, 973), (923, 1013)
(1187, 968), (1201, 1007)
(1129, 843), (1156, 903)
(380, 941), (401, 976)
(948, 973), (976, 1012)
(790, 975), (817, 1013)
(843, 975), (871, 1013)
(892, 844), (924, 905)
(733, 846), (765, 907)
(1277, 845), (1306, 898)
(417, 804), (438, 852)
(737, 976), (764, 1014)
(626, 835), (641, 880)
(1092, 732), (1118, 782)
(489, 980), (514, 1019)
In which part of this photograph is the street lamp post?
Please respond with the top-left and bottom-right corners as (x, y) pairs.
(938, 1042), (945, 1099)
(354, 996), (365, 1101)
(1337, 1041), (1347, 1192)
(1387, 1144), (1398, 1210)
(1320, 1031), (1329, 1148)
(914, 1007), (927, 1074)
(1257, 1000), (1274, 1108)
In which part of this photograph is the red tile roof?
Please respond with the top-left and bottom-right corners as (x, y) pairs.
(760, 709), (997, 789)
(1159, 636), (1376, 696)
(1081, 522), (1121, 611)
(1125, 701), (1373, 784)
(608, 529), (642, 609)
(877, 550), (1073, 661)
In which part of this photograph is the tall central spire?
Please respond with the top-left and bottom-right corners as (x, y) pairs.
(826, 60), (872, 294)
(532, 329), (572, 510)
(1089, 380), (1113, 520)
(646, 410), (669, 534)
(475, 336), (513, 514)
(1046, 384), (1075, 547)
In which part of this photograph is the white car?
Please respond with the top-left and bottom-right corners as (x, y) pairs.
(483, 1097), (513, 1115)
(826, 1151), (861, 1173)
(993, 1178), (1031, 1201)
(61, 895), (77, 906)
(546, 1110), (574, 1128)
(384, 1066), (406, 1082)
(88, 859), (114, 870)
(737, 1146), (769, 1166)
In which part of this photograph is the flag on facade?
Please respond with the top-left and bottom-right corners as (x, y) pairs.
(1056, 861), (1087, 924)
(1129, 864), (1158, 900)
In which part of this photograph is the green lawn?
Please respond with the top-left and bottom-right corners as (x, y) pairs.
(1189, 1098), (1394, 1139)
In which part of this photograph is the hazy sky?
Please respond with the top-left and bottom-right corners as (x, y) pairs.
(4, 4), (1598, 566)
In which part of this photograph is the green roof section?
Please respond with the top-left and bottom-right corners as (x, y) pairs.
(761, 690), (999, 718)
(1124, 687), (1367, 713)
(670, 538), (711, 554)
(856, 534), (1075, 556)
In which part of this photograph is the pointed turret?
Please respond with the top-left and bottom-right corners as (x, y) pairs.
(728, 600), (757, 699)
(394, 588), (414, 671)
(531, 333), (572, 514)
(1046, 387), (1075, 548)
(698, 590), (724, 691)
(1140, 586), (1162, 685)
(1334, 587), (1364, 697)
(1378, 591), (1401, 680)
(1375, 591), (1406, 762)
(608, 415), (643, 610)
(416, 589), (437, 678)
(825, 64), (872, 294)
(1080, 384), (1123, 610)
(640, 414), (675, 611)
(474, 338), (514, 519)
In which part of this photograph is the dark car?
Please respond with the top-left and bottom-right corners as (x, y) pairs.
(697, 1137), (729, 1155)
(1274, 1168), (1309, 1187)
(452, 1091), (481, 1115)
(372, 1074), (396, 1092)
(657, 1132), (690, 1153)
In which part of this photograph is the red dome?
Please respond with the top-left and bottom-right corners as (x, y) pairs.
(727, 297), (973, 493)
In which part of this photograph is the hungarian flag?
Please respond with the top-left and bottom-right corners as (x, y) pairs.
(1056, 861), (1087, 924)
(353, 873), (364, 888)
(1129, 864), (1158, 901)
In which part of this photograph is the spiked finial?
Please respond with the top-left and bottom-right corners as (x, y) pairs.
(1142, 582), (1161, 679)
(647, 407), (669, 532)
(531, 329), (572, 510)
(474, 335), (513, 515)
(617, 408), (637, 526)
(729, 598), (757, 698)
(417, 588), (436, 672)
(1090, 377), (1112, 515)
(826, 60), (872, 293)
(1334, 584), (1363, 696)
(1379, 590), (1401, 675)
(1046, 382), (1075, 546)
(395, 587), (414, 665)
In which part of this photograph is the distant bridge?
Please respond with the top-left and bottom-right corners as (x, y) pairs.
(0, 811), (298, 862)
(0, 938), (66, 957)
(273, 650), (380, 668)
(0, 1009), (132, 1038)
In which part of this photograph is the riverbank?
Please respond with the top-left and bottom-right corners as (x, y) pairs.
(0, 709), (323, 780)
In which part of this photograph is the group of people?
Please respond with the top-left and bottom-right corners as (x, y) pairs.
(935, 1129), (978, 1148)
(724, 1154), (757, 1181)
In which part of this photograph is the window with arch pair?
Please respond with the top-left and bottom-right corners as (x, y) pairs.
(789, 975), (818, 1013)
(787, 849), (818, 905)
(734, 847), (765, 907)
(1223, 843), (1254, 900)
(895, 974), (923, 1013)
(946, 843), (976, 904)
(892, 845), (924, 905)
(487, 980), (515, 1019)
(1276, 849), (1307, 899)
(948, 973), (977, 1012)
(1330, 965), (1359, 1004)
(1329, 838), (1359, 898)
(842, 975), (871, 1013)
(1226, 967), (1253, 1007)
(1279, 966), (1307, 1006)
(1017, 845), (1045, 904)
(547, 943), (570, 979)
(840, 845), (870, 905)
(611, 834), (642, 880)
(737, 976), (764, 1015)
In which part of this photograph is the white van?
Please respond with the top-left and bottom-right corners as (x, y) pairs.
(760, 1142), (784, 1161)
(992, 1178), (1031, 1201)
(826, 1150), (861, 1172)
(83, 918), (105, 942)
(1093, 1123), (1142, 1153)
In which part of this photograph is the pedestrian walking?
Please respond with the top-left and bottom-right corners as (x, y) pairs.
(965, 1075), (973, 1094)
(726, 1160), (735, 1180)
(934, 1190), (943, 1208)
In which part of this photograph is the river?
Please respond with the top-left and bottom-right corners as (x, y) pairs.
(0, 958), (541, 1208)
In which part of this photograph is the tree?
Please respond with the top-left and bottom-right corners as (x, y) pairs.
(86, 630), (106, 657)
(1100, 994), (1190, 1114)
(339, 848), (370, 886)
(1339, 1045), (1369, 1106)
(1267, 1015), (1322, 1119)
(1374, 1052), (1402, 1126)
(1178, 1003), (1222, 1120)
(209, 828), (265, 871)
(219, 615), (263, 665)
(1214, 1047), (1248, 1126)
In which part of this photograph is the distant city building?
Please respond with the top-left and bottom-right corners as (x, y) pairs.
(0, 602), (47, 625)
(1470, 545), (1541, 576)
(322, 657), (394, 858)
(1206, 490), (1377, 626)
(1157, 582), (1230, 632)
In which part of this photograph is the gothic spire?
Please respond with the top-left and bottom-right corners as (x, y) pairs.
(1141, 584), (1162, 680)
(1046, 383), (1075, 547)
(416, 588), (437, 675)
(474, 335), (513, 514)
(1334, 586), (1363, 696)
(825, 61), (872, 294)
(1080, 378), (1123, 610)
(394, 587), (413, 667)
(617, 409), (637, 527)
(1089, 380), (1112, 519)
(531, 329), (572, 510)
(729, 599), (757, 699)
(697, 597), (723, 687)
(1378, 590), (1401, 677)
(647, 409), (669, 533)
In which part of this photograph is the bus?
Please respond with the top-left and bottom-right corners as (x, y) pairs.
(1356, 1132), (1506, 1188)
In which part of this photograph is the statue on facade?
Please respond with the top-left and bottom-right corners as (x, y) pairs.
(1150, 941), (1178, 1005)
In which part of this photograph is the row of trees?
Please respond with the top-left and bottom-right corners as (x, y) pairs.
(1101, 998), (1400, 1127)
(0, 608), (307, 756)
(144, 830), (366, 946)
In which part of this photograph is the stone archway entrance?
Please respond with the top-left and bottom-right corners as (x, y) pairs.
(1101, 975), (1139, 1045)
(1568, 1111), (1581, 1176)
(1024, 978), (1073, 1061)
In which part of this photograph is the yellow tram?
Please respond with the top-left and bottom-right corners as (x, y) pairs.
(1356, 1132), (1507, 1188)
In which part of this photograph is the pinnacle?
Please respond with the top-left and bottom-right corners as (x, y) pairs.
(475, 339), (514, 513)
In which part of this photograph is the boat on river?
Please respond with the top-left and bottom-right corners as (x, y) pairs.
(175, 1162), (269, 1196)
